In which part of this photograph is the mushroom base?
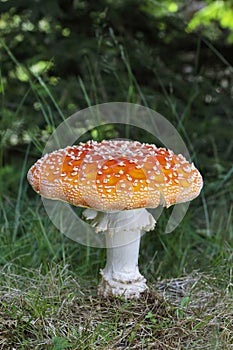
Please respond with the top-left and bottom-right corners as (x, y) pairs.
(98, 227), (148, 299)
(98, 270), (148, 299)
(83, 208), (156, 299)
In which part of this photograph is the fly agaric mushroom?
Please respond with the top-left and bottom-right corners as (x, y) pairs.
(27, 140), (203, 298)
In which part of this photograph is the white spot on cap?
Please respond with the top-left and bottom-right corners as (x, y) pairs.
(183, 165), (192, 173)
(165, 163), (171, 169)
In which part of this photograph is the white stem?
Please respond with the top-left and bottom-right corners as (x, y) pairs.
(99, 228), (147, 298)
(105, 229), (141, 278)
(83, 208), (156, 299)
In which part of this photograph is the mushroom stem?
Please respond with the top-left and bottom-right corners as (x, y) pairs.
(83, 208), (156, 299)
(99, 228), (147, 298)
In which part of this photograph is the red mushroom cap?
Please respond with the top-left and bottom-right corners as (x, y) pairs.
(27, 140), (203, 211)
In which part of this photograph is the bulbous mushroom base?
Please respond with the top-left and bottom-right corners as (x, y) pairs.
(98, 269), (148, 299)
(83, 208), (156, 299)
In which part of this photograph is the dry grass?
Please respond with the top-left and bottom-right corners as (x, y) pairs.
(0, 266), (232, 350)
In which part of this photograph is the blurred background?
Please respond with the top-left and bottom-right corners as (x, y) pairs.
(0, 0), (232, 282)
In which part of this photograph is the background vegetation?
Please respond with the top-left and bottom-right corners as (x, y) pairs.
(0, 0), (233, 348)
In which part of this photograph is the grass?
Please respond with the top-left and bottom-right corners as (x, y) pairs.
(0, 266), (233, 349)
(1, 29), (233, 349)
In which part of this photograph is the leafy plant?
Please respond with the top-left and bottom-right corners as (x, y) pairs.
(187, 0), (233, 43)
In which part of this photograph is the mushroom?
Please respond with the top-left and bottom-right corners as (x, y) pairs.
(27, 140), (203, 298)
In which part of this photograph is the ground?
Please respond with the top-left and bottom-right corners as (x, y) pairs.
(0, 266), (232, 349)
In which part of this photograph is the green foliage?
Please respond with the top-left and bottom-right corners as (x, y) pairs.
(0, 165), (19, 196)
(187, 0), (233, 43)
(51, 337), (72, 350)
(141, 0), (179, 17)
(15, 60), (53, 82)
